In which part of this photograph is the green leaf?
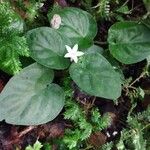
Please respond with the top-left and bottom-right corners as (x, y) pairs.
(55, 7), (97, 48)
(0, 2), (29, 75)
(142, 16), (150, 29)
(43, 143), (52, 150)
(116, 139), (125, 150)
(143, 0), (150, 12)
(8, 13), (24, 33)
(0, 63), (65, 125)
(63, 129), (81, 149)
(69, 52), (122, 100)
(116, 5), (130, 14)
(108, 21), (150, 64)
(25, 140), (43, 150)
(101, 142), (113, 150)
(147, 55), (150, 64)
(0, 35), (29, 74)
(137, 87), (145, 99)
(0, 2), (24, 33)
(84, 44), (104, 54)
(133, 131), (146, 150)
(26, 27), (71, 70)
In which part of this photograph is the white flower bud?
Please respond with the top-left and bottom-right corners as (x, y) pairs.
(50, 14), (61, 29)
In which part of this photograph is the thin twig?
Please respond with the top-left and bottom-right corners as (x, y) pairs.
(122, 0), (130, 7)
(18, 126), (35, 138)
(128, 72), (145, 87)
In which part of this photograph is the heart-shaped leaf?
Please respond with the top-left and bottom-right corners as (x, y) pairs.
(142, 17), (150, 29)
(0, 63), (65, 125)
(85, 45), (104, 54)
(53, 7), (97, 48)
(108, 21), (150, 64)
(27, 27), (71, 70)
(69, 52), (122, 100)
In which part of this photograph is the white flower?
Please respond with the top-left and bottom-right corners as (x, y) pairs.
(106, 132), (111, 138)
(64, 44), (84, 63)
(50, 14), (61, 29)
(112, 131), (118, 136)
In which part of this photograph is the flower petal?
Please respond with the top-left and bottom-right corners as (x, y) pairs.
(73, 44), (78, 52)
(65, 45), (72, 53)
(72, 56), (78, 63)
(76, 51), (84, 57)
(64, 53), (71, 58)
